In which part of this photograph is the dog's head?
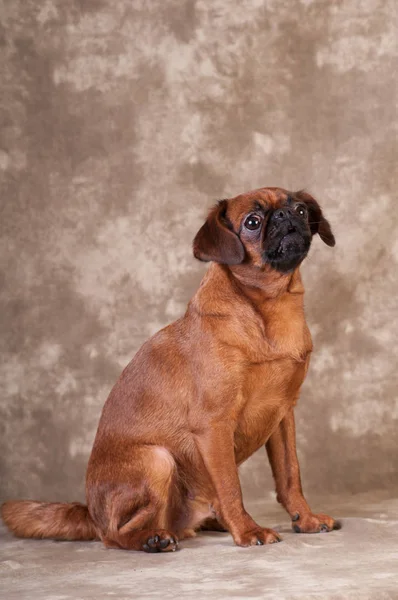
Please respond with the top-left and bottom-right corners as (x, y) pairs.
(193, 187), (335, 273)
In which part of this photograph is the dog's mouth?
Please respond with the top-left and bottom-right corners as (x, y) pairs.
(276, 231), (305, 255)
(264, 229), (311, 272)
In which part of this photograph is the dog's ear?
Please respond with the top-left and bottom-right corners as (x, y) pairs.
(295, 190), (336, 247)
(193, 200), (245, 265)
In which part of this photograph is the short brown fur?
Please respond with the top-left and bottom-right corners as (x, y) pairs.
(2, 186), (336, 552)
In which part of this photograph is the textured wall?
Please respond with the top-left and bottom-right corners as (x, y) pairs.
(1, 0), (397, 505)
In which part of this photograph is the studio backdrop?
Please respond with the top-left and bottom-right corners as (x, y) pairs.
(1, 0), (397, 505)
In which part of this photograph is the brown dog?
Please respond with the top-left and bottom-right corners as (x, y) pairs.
(2, 186), (336, 553)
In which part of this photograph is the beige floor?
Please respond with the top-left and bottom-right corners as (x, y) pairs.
(1, 491), (398, 600)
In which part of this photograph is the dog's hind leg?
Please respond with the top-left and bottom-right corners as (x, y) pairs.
(88, 446), (180, 552)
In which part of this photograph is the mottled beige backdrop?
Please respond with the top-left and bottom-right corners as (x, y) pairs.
(1, 0), (397, 507)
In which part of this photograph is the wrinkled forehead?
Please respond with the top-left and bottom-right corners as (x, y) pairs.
(226, 187), (292, 222)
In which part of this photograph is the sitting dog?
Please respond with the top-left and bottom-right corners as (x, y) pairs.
(2, 186), (336, 552)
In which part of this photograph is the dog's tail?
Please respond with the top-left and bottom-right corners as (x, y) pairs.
(1, 500), (99, 541)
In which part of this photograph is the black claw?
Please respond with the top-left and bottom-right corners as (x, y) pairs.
(320, 524), (329, 532)
(143, 543), (158, 553)
(292, 513), (300, 522)
(159, 538), (170, 549)
(256, 539), (264, 545)
(293, 525), (301, 533)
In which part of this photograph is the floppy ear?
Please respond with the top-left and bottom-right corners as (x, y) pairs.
(193, 200), (245, 265)
(295, 190), (336, 247)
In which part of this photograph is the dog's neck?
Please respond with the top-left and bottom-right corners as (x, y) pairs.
(191, 263), (306, 320)
(227, 263), (304, 301)
(191, 262), (305, 318)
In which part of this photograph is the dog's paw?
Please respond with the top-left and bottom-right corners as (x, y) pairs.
(291, 512), (336, 534)
(234, 527), (282, 547)
(142, 530), (179, 553)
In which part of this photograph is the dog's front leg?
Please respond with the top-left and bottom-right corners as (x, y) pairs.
(195, 423), (281, 547)
(266, 408), (336, 533)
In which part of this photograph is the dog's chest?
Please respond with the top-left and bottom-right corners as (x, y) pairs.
(234, 352), (310, 464)
(232, 288), (313, 366)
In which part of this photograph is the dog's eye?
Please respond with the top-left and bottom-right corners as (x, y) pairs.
(244, 214), (262, 230)
(296, 204), (307, 217)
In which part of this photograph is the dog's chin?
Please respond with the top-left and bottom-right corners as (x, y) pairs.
(263, 232), (310, 273)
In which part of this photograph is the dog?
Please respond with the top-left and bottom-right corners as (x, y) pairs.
(2, 186), (337, 553)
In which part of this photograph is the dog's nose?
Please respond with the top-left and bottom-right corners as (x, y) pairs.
(272, 208), (293, 221)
